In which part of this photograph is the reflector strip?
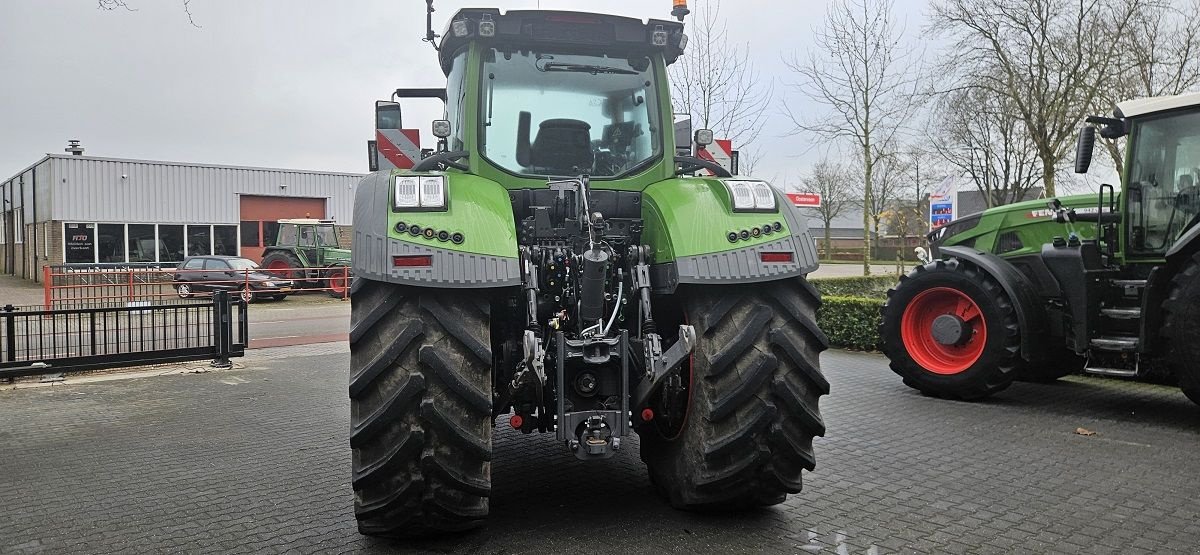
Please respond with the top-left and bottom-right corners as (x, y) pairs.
(760, 252), (794, 263)
(393, 255), (433, 267)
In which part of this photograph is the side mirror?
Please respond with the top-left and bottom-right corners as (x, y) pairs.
(673, 114), (693, 156)
(694, 128), (714, 148)
(1074, 126), (1096, 174)
(375, 101), (402, 130)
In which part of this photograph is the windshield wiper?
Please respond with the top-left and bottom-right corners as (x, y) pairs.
(540, 62), (637, 75)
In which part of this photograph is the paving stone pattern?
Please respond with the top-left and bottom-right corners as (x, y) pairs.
(2, 350), (1199, 554)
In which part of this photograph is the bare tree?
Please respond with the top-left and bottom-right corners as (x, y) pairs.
(671, 0), (772, 152)
(929, 0), (1144, 198)
(785, 0), (923, 274)
(1095, 0), (1200, 176)
(931, 85), (1044, 207)
(97, 0), (200, 27)
(803, 158), (860, 256)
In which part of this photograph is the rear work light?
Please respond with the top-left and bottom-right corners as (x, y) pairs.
(394, 175), (447, 211)
(760, 252), (794, 264)
(393, 255), (433, 268)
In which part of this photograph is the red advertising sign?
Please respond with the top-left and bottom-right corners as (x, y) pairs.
(787, 193), (822, 207)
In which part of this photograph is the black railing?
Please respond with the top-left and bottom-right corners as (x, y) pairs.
(0, 290), (247, 380)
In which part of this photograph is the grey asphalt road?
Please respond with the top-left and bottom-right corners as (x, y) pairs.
(247, 297), (350, 348)
(3, 346), (1198, 554)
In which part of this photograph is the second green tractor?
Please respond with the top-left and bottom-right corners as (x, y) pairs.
(881, 93), (1200, 404)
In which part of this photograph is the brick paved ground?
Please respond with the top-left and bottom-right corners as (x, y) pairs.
(2, 348), (1199, 554)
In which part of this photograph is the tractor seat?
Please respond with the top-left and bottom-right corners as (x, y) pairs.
(529, 119), (594, 174)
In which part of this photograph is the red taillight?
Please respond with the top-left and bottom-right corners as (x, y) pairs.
(760, 252), (794, 263)
(510, 414), (524, 429)
(393, 255), (433, 267)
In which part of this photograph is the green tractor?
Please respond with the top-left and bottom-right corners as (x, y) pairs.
(260, 219), (352, 296)
(347, 2), (830, 538)
(881, 92), (1200, 404)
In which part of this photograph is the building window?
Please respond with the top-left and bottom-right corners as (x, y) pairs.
(263, 221), (281, 247)
(97, 224), (125, 263)
(42, 222), (50, 257)
(64, 223), (96, 264)
(128, 224), (156, 263)
(213, 225), (238, 256)
(159, 225), (185, 263)
(186, 225), (211, 256)
(240, 221), (260, 248)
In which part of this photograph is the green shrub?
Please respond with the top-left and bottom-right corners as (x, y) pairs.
(818, 295), (885, 351)
(811, 275), (898, 300)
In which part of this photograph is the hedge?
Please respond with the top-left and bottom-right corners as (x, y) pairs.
(817, 295), (885, 351)
(811, 275), (897, 300)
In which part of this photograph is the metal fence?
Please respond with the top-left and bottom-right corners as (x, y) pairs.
(43, 264), (351, 310)
(0, 291), (247, 380)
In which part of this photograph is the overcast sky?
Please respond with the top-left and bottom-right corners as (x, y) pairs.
(0, 0), (931, 189)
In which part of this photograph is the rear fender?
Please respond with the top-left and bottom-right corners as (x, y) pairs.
(352, 171), (520, 288)
(940, 246), (1046, 361)
(642, 178), (819, 293)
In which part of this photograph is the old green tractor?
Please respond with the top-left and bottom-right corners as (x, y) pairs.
(347, 1), (830, 538)
(881, 92), (1200, 404)
(260, 219), (351, 296)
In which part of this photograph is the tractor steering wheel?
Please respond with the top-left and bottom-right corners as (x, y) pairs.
(412, 151), (470, 172)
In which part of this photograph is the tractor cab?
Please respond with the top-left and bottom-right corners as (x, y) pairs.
(369, 7), (731, 182)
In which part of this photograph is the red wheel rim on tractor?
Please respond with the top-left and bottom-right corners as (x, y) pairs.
(328, 271), (348, 295)
(900, 287), (988, 375)
(265, 259), (295, 280)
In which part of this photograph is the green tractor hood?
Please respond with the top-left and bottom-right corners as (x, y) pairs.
(931, 194), (1101, 259)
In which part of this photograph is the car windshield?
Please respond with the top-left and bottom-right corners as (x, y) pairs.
(228, 258), (259, 271)
(481, 49), (662, 178)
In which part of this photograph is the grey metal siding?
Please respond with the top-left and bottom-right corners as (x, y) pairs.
(47, 155), (362, 224)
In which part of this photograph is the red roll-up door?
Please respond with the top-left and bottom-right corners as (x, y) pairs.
(239, 196), (326, 262)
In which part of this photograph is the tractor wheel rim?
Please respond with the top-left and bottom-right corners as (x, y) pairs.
(328, 274), (347, 294)
(900, 287), (988, 375)
(265, 260), (292, 278)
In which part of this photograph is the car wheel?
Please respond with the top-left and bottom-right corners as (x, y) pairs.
(240, 289), (255, 304)
(177, 283), (193, 298)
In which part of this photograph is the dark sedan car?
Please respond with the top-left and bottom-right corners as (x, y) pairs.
(173, 256), (295, 302)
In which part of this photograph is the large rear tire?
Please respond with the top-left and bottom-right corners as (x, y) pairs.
(638, 279), (829, 509)
(349, 279), (493, 537)
(261, 251), (305, 283)
(881, 259), (1021, 400)
(1163, 252), (1200, 406)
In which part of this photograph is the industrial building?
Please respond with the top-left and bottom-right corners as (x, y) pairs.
(0, 147), (363, 281)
